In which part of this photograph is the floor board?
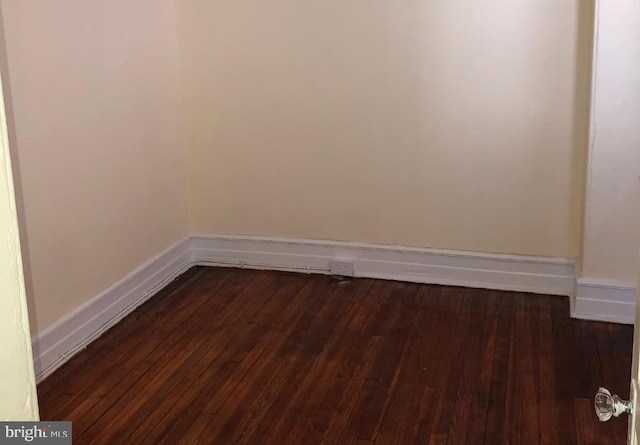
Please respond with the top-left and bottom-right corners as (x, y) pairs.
(37, 267), (633, 444)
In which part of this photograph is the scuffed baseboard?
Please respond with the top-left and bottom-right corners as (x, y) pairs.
(32, 233), (581, 382)
(190, 234), (575, 296)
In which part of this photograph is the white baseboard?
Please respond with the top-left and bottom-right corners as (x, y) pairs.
(573, 278), (637, 325)
(31, 237), (193, 382)
(30, 233), (583, 382)
(190, 234), (576, 296)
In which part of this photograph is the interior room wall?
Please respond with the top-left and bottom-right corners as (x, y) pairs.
(0, 0), (188, 334)
(581, 0), (640, 283)
(177, 0), (592, 259)
(1, 0), (623, 343)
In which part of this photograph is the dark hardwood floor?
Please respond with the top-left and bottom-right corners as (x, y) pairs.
(37, 267), (633, 444)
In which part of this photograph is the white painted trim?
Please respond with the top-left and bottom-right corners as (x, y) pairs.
(190, 234), (576, 296)
(31, 233), (584, 382)
(573, 278), (637, 325)
(31, 237), (193, 382)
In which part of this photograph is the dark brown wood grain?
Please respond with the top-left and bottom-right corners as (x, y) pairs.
(36, 267), (633, 445)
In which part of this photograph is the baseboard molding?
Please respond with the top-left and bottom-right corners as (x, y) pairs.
(31, 237), (193, 382)
(30, 233), (582, 382)
(190, 234), (576, 296)
(573, 278), (637, 325)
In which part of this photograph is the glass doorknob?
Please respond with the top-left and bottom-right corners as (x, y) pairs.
(594, 387), (633, 422)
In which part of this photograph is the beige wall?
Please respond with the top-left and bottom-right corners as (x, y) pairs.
(581, 0), (640, 282)
(0, 0), (188, 333)
(0, 0), (606, 342)
(177, 0), (591, 258)
(0, 69), (38, 420)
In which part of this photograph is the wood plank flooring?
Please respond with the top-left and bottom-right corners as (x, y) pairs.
(37, 267), (634, 444)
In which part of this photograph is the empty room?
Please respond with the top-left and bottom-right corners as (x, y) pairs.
(1, 0), (639, 444)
